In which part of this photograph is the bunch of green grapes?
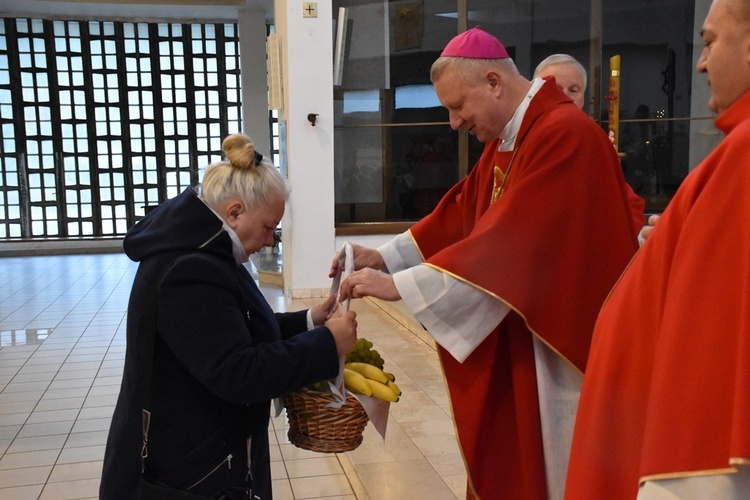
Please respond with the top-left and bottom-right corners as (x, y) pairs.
(309, 378), (332, 392)
(345, 338), (385, 369)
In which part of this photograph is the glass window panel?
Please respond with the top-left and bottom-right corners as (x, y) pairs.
(395, 85), (440, 109)
(68, 37), (81, 53)
(39, 106), (52, 121)
(343, 90), (381, 114)
(21, 72), (35, 87)
(39, 121), (52, 136)
(34, 53), (46, 67)
(601, 0), (698, 213)
(37, 88), (50, 101)
(1, 17), (242, 239)
(18, 37), (30, 53)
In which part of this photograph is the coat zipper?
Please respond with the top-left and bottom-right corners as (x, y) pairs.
(185, 453), (233, 491)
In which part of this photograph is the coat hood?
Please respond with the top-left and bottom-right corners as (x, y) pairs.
(123, 187), (231, 263)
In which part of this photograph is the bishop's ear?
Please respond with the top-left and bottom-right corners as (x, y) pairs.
(484, 70), (502, 93)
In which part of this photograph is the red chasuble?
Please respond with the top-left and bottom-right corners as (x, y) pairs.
(566, 89), (750, 499)
(409, 79), (640, 499)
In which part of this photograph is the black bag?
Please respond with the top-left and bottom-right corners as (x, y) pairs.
(136, 477), (209, 499)
(136, 477), (254, 500)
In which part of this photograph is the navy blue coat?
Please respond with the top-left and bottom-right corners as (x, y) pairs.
(100, 188), (339, 499)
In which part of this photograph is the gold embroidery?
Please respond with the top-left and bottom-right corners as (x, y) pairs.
(489, 144), (521, 205)
(491, 166), (505, 204)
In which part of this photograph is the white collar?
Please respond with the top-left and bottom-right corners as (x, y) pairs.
(202, 198), (249, 265)
(498, 77), (545, 152)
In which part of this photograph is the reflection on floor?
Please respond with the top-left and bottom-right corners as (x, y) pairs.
(0, 253), (464, 499)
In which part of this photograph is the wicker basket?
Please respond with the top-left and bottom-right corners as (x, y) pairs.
(282, 387), (369, 453)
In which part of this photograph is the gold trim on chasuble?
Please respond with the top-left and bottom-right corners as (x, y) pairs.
(491, 166), (506, 204)
(490, 145), (521, 204)
(422, 262), (584, 376)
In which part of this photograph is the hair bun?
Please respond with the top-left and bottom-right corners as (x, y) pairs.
(223, 133), (256, 170)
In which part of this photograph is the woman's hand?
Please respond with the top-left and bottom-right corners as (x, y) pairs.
(310, 295), (336, 327)
(338, 268), (401, 303)
(325, 310), (358, 356)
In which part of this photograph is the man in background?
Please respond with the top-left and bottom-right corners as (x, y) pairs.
(533, 54), (587, 110)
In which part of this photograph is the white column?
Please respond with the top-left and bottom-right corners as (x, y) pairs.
(275, 0), (337, 298)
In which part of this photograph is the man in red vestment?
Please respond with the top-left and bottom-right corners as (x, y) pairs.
(565, 0), (750, 498)
(533, 53), (646, 232)
(335, 27), (639, 499)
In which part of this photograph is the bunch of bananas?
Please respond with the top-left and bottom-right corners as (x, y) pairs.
(344, 362), (401, 402)
(308, 337), (402, 402)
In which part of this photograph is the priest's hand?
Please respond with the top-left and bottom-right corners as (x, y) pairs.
(338, 268), (401, 302)
(640, 214), (661, 241)
(328, 243), (387, 278)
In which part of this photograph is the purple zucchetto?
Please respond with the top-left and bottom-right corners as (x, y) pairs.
(440, 26), (509, 59)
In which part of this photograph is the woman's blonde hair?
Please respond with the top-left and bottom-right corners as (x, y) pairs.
(200, 133), (290, 210)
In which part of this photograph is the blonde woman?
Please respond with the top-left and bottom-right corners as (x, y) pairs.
(101, 133), (357, 499)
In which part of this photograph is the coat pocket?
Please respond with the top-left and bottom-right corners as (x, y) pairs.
(150, 429), (246, 494)
(184, 453), (233, 492)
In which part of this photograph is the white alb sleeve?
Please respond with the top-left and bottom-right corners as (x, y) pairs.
(377, 231), (423, 273)
(392, 264), (510, 363)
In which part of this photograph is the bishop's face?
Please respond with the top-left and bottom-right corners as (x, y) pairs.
(434, 66), (506, 143)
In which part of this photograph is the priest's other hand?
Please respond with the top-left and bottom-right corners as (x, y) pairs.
(328, 244), (387, 278)
(338, 268), (401, 302)
(640, 214), (661, 241)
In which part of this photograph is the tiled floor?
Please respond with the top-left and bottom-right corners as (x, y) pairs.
(0, 253), (465, 499)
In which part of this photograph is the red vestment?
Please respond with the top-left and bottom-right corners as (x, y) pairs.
(409, 79), (640, 499)
(565, 89), (750, 499)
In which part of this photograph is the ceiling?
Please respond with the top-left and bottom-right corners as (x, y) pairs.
(0, 0), (274, 22)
